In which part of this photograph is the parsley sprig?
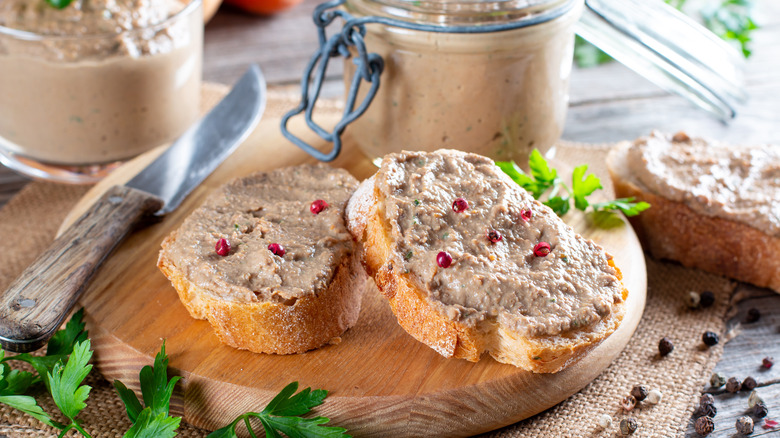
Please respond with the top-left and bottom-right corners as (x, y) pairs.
(0, 310), (348, 437)
(114, 341), (182, 438)
(208, 381), (350, 438)
(496, 149), (650, 218)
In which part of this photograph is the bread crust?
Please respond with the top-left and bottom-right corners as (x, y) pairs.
(158, 227), (368, 355)
(347, 177), (628, 373)
(607, 142), (780, 293)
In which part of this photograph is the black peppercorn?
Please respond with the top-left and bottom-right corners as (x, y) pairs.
(659, 337), (674, 356)
(694, 403), (717, 418)
(735, 416), (754, 435)
(726, 377), (742, 393)
(753, 403), (768, 418)
(702, 331), (719, 347)
(710, 372), (726, 388)
(746, 308), (760, 323)
(700, 291), (715, 308)
(619, 418), (638, 435)
(700, 393), (715, 406)
(695, 416), (714, 436)
(742, 376), (757, 391)
(631, 385), (648, 402)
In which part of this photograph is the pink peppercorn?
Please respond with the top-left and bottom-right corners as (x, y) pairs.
(215, 238), (230, 256)
(437, 251), (453, 268)
(521, 209), (533, 221)
(487, 229), (503, 243)
(452, 198), (468, 213)
(534, 242), (551, 257)
(763, 357), (774, 369)
(310, 199), (329, 214)
(268, 243), (285, 257)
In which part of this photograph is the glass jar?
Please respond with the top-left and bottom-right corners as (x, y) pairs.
(342, 0), (582, 165)
(0, 0), (203, 183)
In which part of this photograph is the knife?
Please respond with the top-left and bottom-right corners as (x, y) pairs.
(0, 65), (267, 353)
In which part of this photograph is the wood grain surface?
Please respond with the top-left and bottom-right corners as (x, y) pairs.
(59, 111), (646, 437)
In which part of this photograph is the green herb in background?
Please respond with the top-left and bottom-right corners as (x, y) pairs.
(44, 0), (75, 9)
(701, 0), (758, 57)
(0, 310), (346, 437)
(496, 150), (650, 219)
(574, 0), (757, 67)
(208, 381), (350, 438)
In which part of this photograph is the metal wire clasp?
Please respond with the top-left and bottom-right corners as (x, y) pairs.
(280, 0), (383, 162)
(281, 0), (577, 161)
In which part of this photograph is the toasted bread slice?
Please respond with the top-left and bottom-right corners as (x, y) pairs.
(158, 164), (367, 354)
(607, 133), (780, 293)
(347, 150), (628, 373)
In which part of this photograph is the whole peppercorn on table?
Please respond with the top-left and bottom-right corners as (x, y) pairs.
(1, 1), (780, 437)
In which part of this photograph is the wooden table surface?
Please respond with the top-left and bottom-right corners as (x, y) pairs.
(1, 1), (778, 436)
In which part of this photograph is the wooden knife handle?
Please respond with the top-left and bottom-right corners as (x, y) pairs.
(0, 185), (163, 353)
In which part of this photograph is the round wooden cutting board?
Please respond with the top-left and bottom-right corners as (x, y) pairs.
(62, 113), (647, 437)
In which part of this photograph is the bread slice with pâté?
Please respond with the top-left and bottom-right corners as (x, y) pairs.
(346, 149), (628, 373)
(607, 131), (780, 293)
(158, 164), (368, 354)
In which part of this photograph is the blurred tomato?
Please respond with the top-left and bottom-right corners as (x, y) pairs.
(224, 0), (305, 14)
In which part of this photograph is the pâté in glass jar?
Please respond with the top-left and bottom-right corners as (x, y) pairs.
(341, 0), (582, 165)
(0, 0), (203, 182)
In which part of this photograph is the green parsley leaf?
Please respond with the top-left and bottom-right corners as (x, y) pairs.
(44, 0), (75, 9)
(570, 164), (602, 211)
(591, 197), (651, 217)
(263, 382), (327, 417)
(497, 150), (650, 224)
(114, 380), (144, 423)
(0, 394), (59, 427)
(209, 381), (349, 438)
(544, 196), (570, 216)
(48, 308), (88, 357)
(0, 359), (56, 426)
(528, 149), (557, 185)
(115, 341), (182, 437)
(47, 339), (92, 421)
(139, 341), (180, 418)
(123, 408), (181, 438)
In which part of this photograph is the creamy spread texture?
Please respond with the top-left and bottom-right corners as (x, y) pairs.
(163, 165), (359, 304)
(627, 131), (780, 237)
(0, 0), (201, 165)
(343, 0), (580, 165)
(375, 150), (623, 337)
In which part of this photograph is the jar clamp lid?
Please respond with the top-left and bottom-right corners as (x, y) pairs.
(281, 0), (747, 161)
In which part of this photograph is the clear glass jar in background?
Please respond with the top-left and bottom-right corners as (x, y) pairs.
(342, 0), (582, 166)
(0, 0), (203, 183)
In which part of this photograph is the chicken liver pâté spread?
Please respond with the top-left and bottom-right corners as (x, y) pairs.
(0, 0), (201, 165)
(160, 165), (359, 305)
(375, 150), (624, 338)
(627, 131), (780, 237)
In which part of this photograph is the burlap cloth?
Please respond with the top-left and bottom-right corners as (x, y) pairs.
(0, 85), (734, 437)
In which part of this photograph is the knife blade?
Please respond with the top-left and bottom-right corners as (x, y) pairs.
(0, 65), (267, 353)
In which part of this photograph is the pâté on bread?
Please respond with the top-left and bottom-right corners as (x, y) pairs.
(346, 149), (628, 373)
(158, 164), (368, 354)
(607, 131), (780, 293)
